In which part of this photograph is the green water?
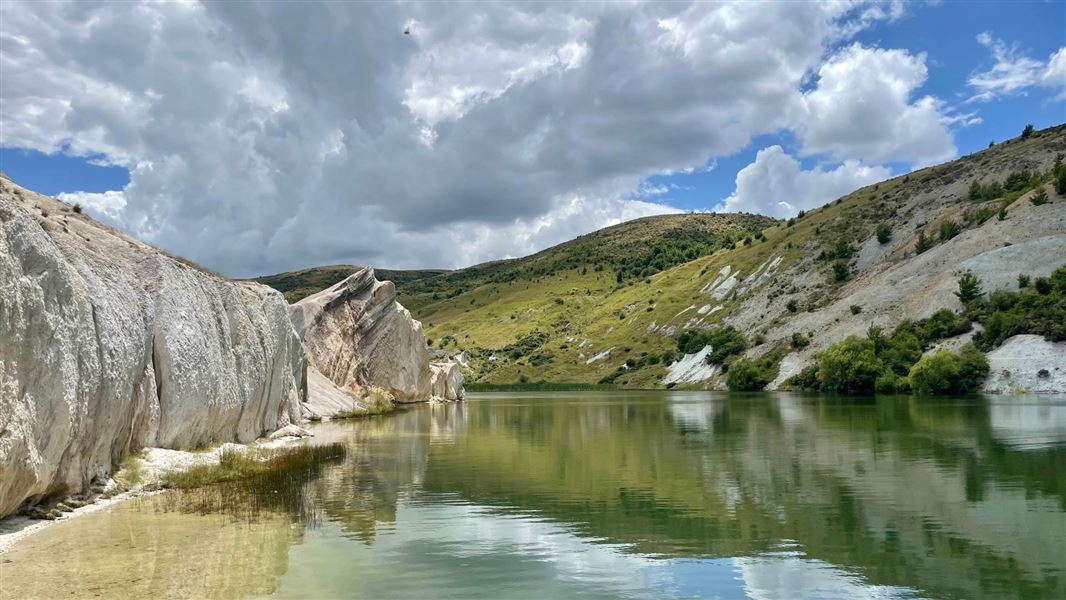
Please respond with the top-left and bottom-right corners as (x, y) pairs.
(2, 392), (1066, 599)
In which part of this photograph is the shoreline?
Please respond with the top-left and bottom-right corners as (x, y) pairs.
(0, 426), (317, 554)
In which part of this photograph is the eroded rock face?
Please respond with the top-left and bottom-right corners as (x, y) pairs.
(983, 335), (1066, 394)
(0, 178), (305, 518)
(290, 268), (463, 416)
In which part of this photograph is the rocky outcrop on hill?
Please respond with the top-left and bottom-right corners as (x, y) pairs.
(290, 268), (463, 418)
(0, 177), (305, 518)
(983, 335), (1066, 394)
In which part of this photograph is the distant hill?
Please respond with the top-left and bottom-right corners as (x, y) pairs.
(258, 123), (1066, 389)
(253, 265), (447, 304)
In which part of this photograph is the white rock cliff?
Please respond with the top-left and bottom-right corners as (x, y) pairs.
(0, 177), (305, 518)
(290, 268), (464, 419)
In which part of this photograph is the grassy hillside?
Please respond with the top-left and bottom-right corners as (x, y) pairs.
(258, 123), (1066, 389)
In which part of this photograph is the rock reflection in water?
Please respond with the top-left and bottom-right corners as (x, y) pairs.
(2, 394), (1066, 600)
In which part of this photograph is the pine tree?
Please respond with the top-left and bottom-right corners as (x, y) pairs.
(955, 272), (983, 304)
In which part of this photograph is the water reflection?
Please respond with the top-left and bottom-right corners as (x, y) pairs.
(1, 393), (1065, 599)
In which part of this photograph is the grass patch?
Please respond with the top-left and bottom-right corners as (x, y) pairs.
(465, 381), (617, 392)
(114, 451), (145, 490)
(334, 386), (396, 419)
(162, 443), (347, 490)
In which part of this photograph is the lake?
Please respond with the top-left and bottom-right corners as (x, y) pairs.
(2, 392), (1065, 599)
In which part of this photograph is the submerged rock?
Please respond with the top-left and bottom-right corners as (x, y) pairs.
(290, 268), (464, 418)
(0, 177), (305, 518)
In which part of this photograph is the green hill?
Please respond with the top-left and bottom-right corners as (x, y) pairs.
(257, 123), (1066, 389)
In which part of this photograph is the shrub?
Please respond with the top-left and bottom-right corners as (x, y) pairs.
(850, 304), (862, 315)
(791, 332), (810, 349)
(833, 262), (849, 282)
(364, 386), (395, 415)
(909, 344), (988, 395)
(955, 272), (983, 304)
(998, 206), (1007, 221)
(876, 223), (892, 244)
(915, 232), (934, 254)
(1057, 170), (1066, 195)
(786, 299), (798, 313)
(939, 221), (961, 241)
(1034, 277), (1052, 294)
(726, 359), (771, 391)
(909, 352), (960, 395)
(72, 203), (83, 214)
(1018, 274), (1030, 288)
(956, 343), (990, 393)
(786, 365), (820, 391)
(968, 180), (982, 201)
(1021, 123), (1034, 139)
(816, 337), (882, 394)
(1030, 188), (1049, 206)
(677, 326), (748, 365)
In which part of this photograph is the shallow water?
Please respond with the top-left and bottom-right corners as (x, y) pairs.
(3, 392), (1066, 599)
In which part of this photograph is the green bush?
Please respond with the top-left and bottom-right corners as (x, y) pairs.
(676, 326), (748, 365)
(915, 232), (934, 254)
(876, 223), (892, 244)
(973, 265), (1066, 348)
(909, 352), (959, 395)
(955, 272), (983, 304)
(791, 332), (810, 349)
(1057, 170), (1066, 195)
(1030, 188), (1049, 206)
(726, 359), (771, 391)
(786, 299), (798, 313)
(1021, 123), (1034, 139)
(833, 261), (849, 282)
(909, 343), (988, 395)
(816, 337), (883, 394)
(850, 304), (862, 315)
(1018, 273), (1030, 288)
(939, 221), (961, 241)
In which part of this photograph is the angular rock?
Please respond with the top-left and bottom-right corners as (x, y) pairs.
(430, 362), (465, 401)
(0, 177), (305, 518)
(290, 268), (464, 416)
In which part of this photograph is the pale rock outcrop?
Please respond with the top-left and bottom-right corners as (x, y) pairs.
(663, 346), (719, 385)
(0, 178), (304, 518)
(290, 268), (463, 418)
(983, 335), (1066, 394)
(430, 362), (465, 401)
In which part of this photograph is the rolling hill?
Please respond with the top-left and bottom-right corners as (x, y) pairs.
(257, 123), (1066, 389)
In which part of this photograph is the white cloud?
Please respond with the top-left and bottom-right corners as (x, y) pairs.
(1, 1), (922, 276)
(56, 190), (127, 223)
(796, 44), (956, 167)
(717, 146), (890, 218)
(968, 33), (1066, 102)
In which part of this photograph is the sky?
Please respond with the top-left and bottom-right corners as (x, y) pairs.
(1, 1), (1063, 277)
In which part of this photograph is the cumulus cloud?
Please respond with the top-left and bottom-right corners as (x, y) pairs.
(1, 1), (923, 276)
(796, 44), (956, 167)
(968, 33), (1066, 102)
(717, 146), (890, 218)
(56, 190), (128, 223)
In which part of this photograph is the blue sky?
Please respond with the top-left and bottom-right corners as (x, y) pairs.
(1, 1), (1063, 274)
(639, 1), (1066, 212)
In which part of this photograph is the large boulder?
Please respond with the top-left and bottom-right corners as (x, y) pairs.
(0, 177), (305, 518)
(290, 268), (463, 417)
